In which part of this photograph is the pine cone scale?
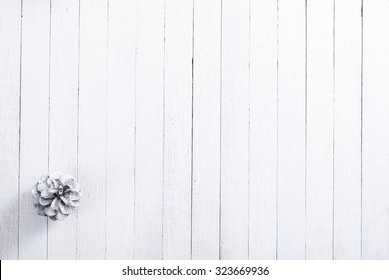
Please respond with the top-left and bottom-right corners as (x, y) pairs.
(39, 197), (53, 206)
(60, 196), (70, 205)
(37, 183), (49, 192)
(41, 190), (55, 199)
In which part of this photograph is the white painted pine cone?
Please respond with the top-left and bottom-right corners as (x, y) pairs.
(32, 172), (81, 221)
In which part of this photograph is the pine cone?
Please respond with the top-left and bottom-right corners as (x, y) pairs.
(32, 172), (81, 221)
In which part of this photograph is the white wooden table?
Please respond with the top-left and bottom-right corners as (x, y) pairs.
(1, 0), (388, 260)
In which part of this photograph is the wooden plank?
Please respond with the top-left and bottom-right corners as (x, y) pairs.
(220, 0), (250, 260)
(248, 0), (278, 260)
(0, 0), (22, 260)
(277, 0), (306, 259)
(163, 0), (193, 260)
(362, 0), (389, 260)
(306, 0), (334, 260)
(47, 0), (79, 260)
(77, 0), (108, 259)
(192, 0), (221, 260)
(333, 0), (362, 260)
(134, 0), (164, 260)
(106, 0), (136, 260)
(19, 0), (51, 260)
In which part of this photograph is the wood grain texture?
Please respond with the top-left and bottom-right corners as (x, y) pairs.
(306, 0), (334, 260)
(362, 0), (389, 260)
(47, 0), (79, 260)
(134, 0), (164, 260)
(248, 0), (278, 260)
(1, 0), (388, 260)
(192, 0), (221, 260)
(106, 0), (136, 260)
(220, 0), (250, 260)
(0, 0), (21, 260)
(163, 0), (193, 260)
(277, 0), (306, 260)
(77, 0), (108, 260)
(334, 0), (362, 260)
(19, 0), (50, 260)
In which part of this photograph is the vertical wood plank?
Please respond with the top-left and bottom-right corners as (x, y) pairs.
(277, 0), (306, 259)
(306, 0), (334, 260)
(248, 0), (278, 260)
(134, 0), (164, 260)
(333, 0), (362, 260)
(106, 0), (136, 260)
(77, 0), (108, 260)
(192, 0), (221, 260)
(47, 0), (79, 260)
(163, 0), (193, 260)
(0, 0), (21, 260)
(19, 0), (50, 260)
(220, 0), (250, 260)
(362, 0), (389, 260)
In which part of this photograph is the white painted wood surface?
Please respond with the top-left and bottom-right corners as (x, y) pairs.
(163, 0), (193, 260)
(220, 0), (250, 260)
(334, 0), (362, 260)
(306, 0), (334, 260)
(1, 0), (389, 260)
(19, 0), (50, 259)
(134, 0), (164, 260)
(106, 0), (136, 260)
(248, 0), (278, 260)
(277, 0), (306, 260)
(48, 0), (79, 260)
(362, 0), (389, 260)
(0, 0), (21, 260)
(77, 0), (108, 260)
(192, 0), (221, 260)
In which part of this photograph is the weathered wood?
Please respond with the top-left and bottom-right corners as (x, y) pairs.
(192, 0), (221, 260)
(248, 0), (278, 260)
(48, 0), (79, 260)
(106, 0), (136, 260)
(334, 0), (362, 260)
(0, 0), (22, 260)
(134, 0), (164, 260)
(19, 0), (50, 260)
(220, 0), (250, 260)
(163, 0), (193, 260)
(77, 0), (108, 260)
(278, 0), (306, 260)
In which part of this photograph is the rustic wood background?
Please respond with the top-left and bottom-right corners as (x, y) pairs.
(1, 0), (388, 260)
